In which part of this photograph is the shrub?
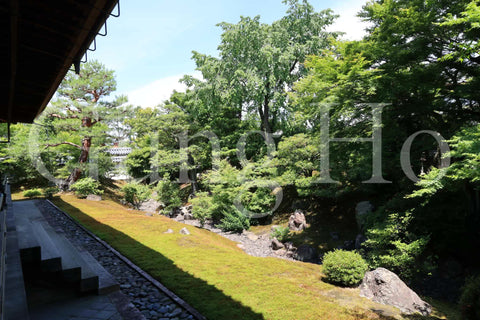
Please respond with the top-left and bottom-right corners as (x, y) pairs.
(364, 210), (430, 280)
(271, 226), (291, 242)
(190, 192), (214, 226)
(122, 183), (152, 209)
(23, 189), (42, 198)
(217, 207), (250, 233)
(155, 178), (182, 215)
(322, 249), (368, 287)
(460, 275), (480, 320)
(70, 177), (103, 198)
(43, 187), (59, 199)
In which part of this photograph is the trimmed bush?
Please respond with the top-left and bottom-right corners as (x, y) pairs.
(23, 189), (42, 198)
(122, 183), (152, 209)
(190, 192), (213, 226)
(43, 187), (59, 199)
(155, 179), (182, 215)
(217, 207), (250, 233)
(322, 249), (368, 287)
(271, 226), (291, 242)
(460, 275), (480, 320)
(70, 177), (103, 198)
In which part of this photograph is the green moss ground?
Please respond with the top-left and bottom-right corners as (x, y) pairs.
(48, 195), (457, 320)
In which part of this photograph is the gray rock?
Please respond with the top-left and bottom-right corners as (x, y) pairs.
(284, 241), (295, 251)
(163, 229), (174, 234)
(181, 205), (194, 220)
(355, 234), (366, 249)
(288, 209), (307, 231)
(179, 227), (190, 235)
(139, 198), (163, 213)
(170, 308), (182, 317)
(271, 238), (285, 250)
(86, 194), (102, 201)
(294, 244), (317, 263)
(355, 201), (374, 231)
(360, 268), (432, 315)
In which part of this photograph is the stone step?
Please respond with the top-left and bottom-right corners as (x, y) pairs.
(13, 201), (118, 294)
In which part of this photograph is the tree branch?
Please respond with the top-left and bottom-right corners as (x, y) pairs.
(48, 113), (79, 120)
(44, 142), (82, 149)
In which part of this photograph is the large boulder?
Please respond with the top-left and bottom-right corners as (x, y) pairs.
(355, 201), (374, 231)
(293, 244), (317, 263)
(288, 209), (307, 231)
(360, 268), (432, 316)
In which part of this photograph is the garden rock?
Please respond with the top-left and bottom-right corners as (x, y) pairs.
(355, 201), (374, 231)
(179, 227), (190, 235)
(288, 209), (307, 231)
(355, 234), (366, 249)
(274, 248), (287, 256)
(360, 268), (432, 315)
(86, 194), (102, 201)
(139, 199), (163, 213)
(293, 244), (317, 263)
(271, 238), (285, 250)
(181, 205), (194, 220)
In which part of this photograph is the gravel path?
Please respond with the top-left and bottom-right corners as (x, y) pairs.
(36, 200), (200, 320)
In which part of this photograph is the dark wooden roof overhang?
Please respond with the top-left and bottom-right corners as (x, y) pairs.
(1, 0), (119, 124)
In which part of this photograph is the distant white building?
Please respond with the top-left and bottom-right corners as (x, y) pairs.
(106, 146), (132, 180)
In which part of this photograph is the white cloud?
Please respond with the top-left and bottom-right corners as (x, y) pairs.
(125, 74), (187, 108)
(328, 0), (369, 41)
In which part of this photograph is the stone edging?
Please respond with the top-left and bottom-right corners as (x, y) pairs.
(46, 200), (207, 320)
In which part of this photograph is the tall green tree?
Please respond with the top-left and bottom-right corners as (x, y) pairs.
(38, 60), (119, 188)
(182, 0), (339, 141)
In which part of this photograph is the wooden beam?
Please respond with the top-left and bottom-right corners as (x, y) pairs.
(35, 0), (119, 120)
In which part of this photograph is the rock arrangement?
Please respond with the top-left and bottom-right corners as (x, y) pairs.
(287, 209), (307, 231)
(360, 268), (432, 316)
(37, 201), (197, 320)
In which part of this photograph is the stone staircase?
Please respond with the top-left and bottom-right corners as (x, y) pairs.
(13, 200), (119, 296)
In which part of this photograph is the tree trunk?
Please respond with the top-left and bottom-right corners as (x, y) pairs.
(261, 82), (272, 134)
(62, 116), (94, 189)
(62, 136), (92, 189)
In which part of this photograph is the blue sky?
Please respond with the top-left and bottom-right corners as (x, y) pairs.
(89, 0), (368, 107)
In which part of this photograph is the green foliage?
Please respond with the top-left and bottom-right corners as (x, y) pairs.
(23, 189), (42, 198)
(70, 177), (103, 198)
(322, 250), (368, 287)
(43, 187), (59, 199)
(155, 178), (182, 215)
(271, 226), (291, 242)
(122, 182), (152, 209)
(217, 206), (250, 233)
(460, 275), (480, 320)
(364, 210), (430, 280)
(125, 147), (152, 179)
(190, 192), (214, 226)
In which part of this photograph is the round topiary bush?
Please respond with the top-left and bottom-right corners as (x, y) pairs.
(23, 189), (42, 198)
(322, 249), (369, 287)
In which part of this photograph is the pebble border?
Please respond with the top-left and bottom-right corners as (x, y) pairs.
(43, 200), (206, 320)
